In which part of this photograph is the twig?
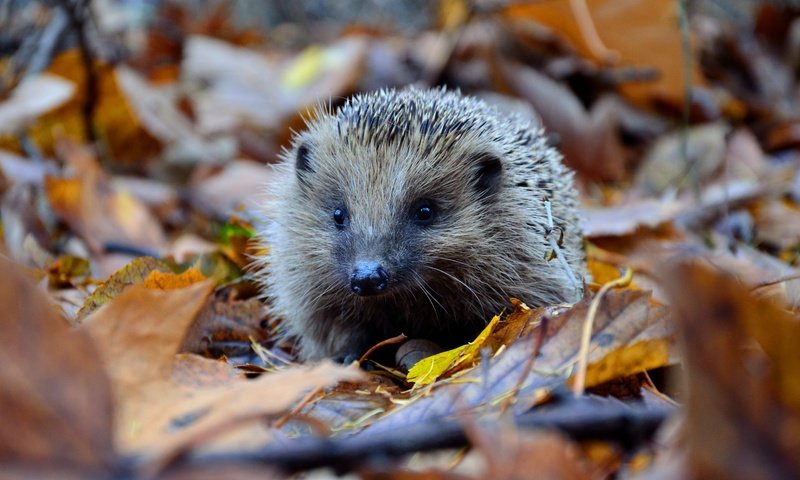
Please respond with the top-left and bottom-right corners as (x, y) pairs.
(500, 315), (548, 414)
(25, 6), (69, 78)
(56, 0), (99, 147)
(676, 0), (699, 198)
(273, 386), (323, 430)
(543, 198), (581, 301)
(179, 396), (674, 474)
(751, 272), (800, 291)
(358, 333), (407, 365)
(572, 267), (633, 396)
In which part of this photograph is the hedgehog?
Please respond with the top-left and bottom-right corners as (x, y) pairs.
(255, 87), (585, 361)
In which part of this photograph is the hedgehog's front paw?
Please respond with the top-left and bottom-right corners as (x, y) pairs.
(335, 352), (361, 365)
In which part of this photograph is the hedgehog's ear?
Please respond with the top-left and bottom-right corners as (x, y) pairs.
(295, 143), (313, 176)
(471, 153), (502, 198)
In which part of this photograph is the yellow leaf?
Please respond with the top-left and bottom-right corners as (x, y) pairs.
(408, 314), (500, 386)
(281, 45), (324, 89)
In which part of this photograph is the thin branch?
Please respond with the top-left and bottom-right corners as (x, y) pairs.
(572, 267), (633, 396)
(544, 198), (581, 301)
(56, 0), (99, 147)
(177, 396), (673, 474)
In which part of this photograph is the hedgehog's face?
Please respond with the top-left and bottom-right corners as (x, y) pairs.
(287, 129), (505, 304)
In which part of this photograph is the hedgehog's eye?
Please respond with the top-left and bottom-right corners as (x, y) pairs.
(412, 201), (435, 226)
(333, 207), (348, 229)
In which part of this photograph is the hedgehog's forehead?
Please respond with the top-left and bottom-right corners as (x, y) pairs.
(329, 95), (491, 148)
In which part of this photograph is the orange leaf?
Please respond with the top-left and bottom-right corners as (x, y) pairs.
(143, 267), (208, 290)
(505, 0), (704, 107)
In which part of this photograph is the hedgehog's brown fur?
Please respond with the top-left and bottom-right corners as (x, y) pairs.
(255, 88), (585, 360)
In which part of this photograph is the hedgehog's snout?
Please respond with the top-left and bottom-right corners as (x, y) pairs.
(350, 261), (390, 296)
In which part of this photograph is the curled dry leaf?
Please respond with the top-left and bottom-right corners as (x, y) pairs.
(81, 281), (215, 394)
(0, 255), (115, 473)
(664, 260), (800, 479)
(180, 295), (271, 357)
(79, 278), (363, 464)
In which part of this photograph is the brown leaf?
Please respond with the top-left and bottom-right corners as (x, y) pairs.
(0, 255), (115, 471)
(582, 198), (687, 237)
(180, 295), (271, 357)
(11, 49), (162, 167)
(77, 278), (343, 467)
(143, 267), (208, 290)
(497, 59), (627, 181)
(634, 123), (729, 196)
(115, 66), (234, 167)
(665, 260), (800, 478)
(504, 0), (705, 107)
(188, 159), (277, 220)
(752, 198), (800, 251)
(44, 141), (166, 255)
(469, 426), (592, 480)
(81, 281), (214, 391)
(136, 362), (364, 467)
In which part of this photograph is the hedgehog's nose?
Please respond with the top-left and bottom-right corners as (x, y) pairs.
(351, 262), (389, 296)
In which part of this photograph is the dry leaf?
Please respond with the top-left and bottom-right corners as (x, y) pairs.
(360, 289), (675, 435)
(44, 141), (166, 255)
(143, 267), (208, 290)
(665, 260), (800, 478)
(0, 74), (75, 134)
(634, 123), (729, 196)
(0, 255), (115, 472)
(188, 159), (277, 219)
(505, 0), (704, 107)
(469, 425), (592, 480)
(180, 295), (271, 357)
(498, 59), (627, 181)
(77, 256), (173, 320)
(81, 281), (214, 393)
(407, 314), (500, 386)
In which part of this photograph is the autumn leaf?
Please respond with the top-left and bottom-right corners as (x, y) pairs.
(504, 0), (704, 107)
(407, 314), (500, 386)
(0, 255), (115, 473)
(44, 141), (166, 256)
(77, 256), (173, 320)
(665, 260), (800, 478)
(143, 267), (207, 290)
